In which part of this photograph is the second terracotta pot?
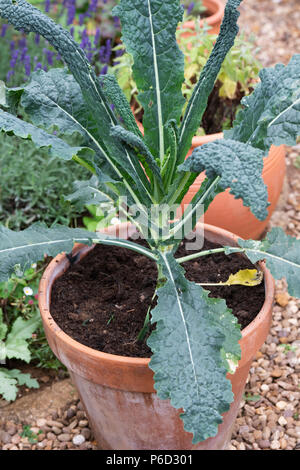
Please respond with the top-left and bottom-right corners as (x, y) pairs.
(181, 133), (286, 240)
(38, 223), (274, 450)
(179, 0), (225, 36)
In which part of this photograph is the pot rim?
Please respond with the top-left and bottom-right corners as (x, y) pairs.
(38, 222), (275, 370)
(181, 0), (225, 28)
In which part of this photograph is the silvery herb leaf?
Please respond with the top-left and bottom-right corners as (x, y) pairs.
(0, 109), (94, 162)
(3, 313), (40, 363)
(225, 54), (300, 152)
(147, 253), (241, 443)
(178, 0), (242, 164)
(180, 139), (269, 221)
(114, 0), (185, 162)
(0, 369), (39, 401)
(225, 227), (300, 297)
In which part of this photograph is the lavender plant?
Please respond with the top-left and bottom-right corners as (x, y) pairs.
(0, 0), (299, 443)
(0, 0), (117, 85)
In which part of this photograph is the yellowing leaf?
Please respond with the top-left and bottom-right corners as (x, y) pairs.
(224, 269), (263, 286)
(219, 77), (237, 100)
(184, 64), (199, 81)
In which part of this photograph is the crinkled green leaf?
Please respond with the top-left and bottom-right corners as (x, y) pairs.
(64, 176), (111, 211)
(0, 109), (94, 162)
(0, 0), (153, 207)
(180, 139), (268, 221)
(225, 227), (300, 297)
(147, 253), (241, 443)
(110, 125), (164, 191)
(0, 224), (95, 282)
(178, 0), (242, 163)
(114, 0), (185, 162)
(21, 68), (102, 139)
(225, 54), (300, 152)
(100, 74), (143, 139)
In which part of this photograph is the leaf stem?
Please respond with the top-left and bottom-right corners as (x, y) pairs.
(176, 247), (242, 264)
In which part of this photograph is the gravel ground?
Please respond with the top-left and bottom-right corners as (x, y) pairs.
(0, 0), (299, 451)
(229, 0), (300, 451)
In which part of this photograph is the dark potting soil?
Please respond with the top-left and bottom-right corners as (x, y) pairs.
(50, 238), (266, 358)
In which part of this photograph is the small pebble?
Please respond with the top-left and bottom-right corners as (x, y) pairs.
(72, 434), (86, 446)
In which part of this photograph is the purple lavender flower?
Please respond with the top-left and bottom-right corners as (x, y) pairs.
(79, 13), (85, 26)
(35, 34), (40, 45)
(67, 0), (76, 26)
(113, 16), (120, 29)
(10, 40), (15, 51)
(44, 0), (51, 13)
(43, 48), (55, 66)
(34, 57), (43, 71)
(24, 55), (31, 76)
(186, 2), (195, 16)
(99, 39), (112, 64)
(20, 46), (28, 62)
(115, 48), (125, 58)
(94, 27), (101, 47)
(88, 0), (98, 13)
(18, 36), (27, 49)
(6, 70), (15, 82)
(10, 49), (20, 69)
(100, 65), (108, 75)
(80, 29), (92, 53)
(1, 24), (8, 38)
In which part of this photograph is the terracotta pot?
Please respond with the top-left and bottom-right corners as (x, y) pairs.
(179, 0), (225, 37)
(38, 222), (274, 450)
(181, 133), (286, 239)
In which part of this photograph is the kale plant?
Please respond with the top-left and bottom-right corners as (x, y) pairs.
(0, 0), (299, 442)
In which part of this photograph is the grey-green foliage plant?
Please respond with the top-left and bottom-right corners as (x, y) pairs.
(0, 0), (299, 443)
(0, 309), (40, 401)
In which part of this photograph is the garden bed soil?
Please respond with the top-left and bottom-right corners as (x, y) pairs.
(50, 238), (265, 358)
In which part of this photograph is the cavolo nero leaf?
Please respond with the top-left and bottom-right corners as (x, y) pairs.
(147, 253), (241, 443)
(64, 176), (111, 211)
(21, 68), (102, 140)
(100, 74), (143, 139)
(180, 139), (269, 221)
(0, 109), (94, 162)
(114, 0), (185, 163)
(0, 0), (153, 206)
(0, 223), (158, 283)
(225, 54), (300, 152)
(177, 0), (242, 164)
(19, 69), (124, 183)
(110, 125), (164, 190)
(225, 227), (300, 297)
